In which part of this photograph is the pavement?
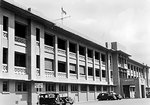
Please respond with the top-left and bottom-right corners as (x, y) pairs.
(73, 98), (150, 105)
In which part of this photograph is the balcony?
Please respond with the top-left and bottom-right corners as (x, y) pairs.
(15, 36), (26, 47)
(102, 62), (106, 66)
(36, 41), (40, 46)
(70, 74), (77, 79)
(45, 70), (54, 77)
(3, 31), (8, 39)
(69, 52), (76, 59)
(44, 45), (54, 54)
(124, 64), (128, 69)
(2, 64), (8, 73)
(80, 75), (86, 80)
(58, 72), (67, 78)
(79, 55), (85, 61)
(95, 59), (100, 65)
(88, 57), (93, 63)
(36, 68), (40, 76)
(14, 66), (26, 75)
(58, 49), (66, 56)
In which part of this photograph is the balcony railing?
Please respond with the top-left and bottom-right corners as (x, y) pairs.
(70, 74), (77, 79)
(69, 52), (76, 59)
(14, 66), (26, 75)
(3, 31), (8, 39)
(102, 62), (106, 66)
(45, 70), (54, 77)
(15, 36), (26, 46)
(36, 68), (40, 76)
(2, 64), (8, 73)
(58, 72), (67, 78)
(88, 76), (93, 81)
(58, 49), (66, 56)
(36, 41), (40, 46)
(44, 45), (54, 53)
(88, 57), (93, 63)
(95, 59), (100, 65)
(80, 75), (86, 80)
(79, 55), (85, 61)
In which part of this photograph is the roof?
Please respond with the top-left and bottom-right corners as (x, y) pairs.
(0, 0), (108, 51)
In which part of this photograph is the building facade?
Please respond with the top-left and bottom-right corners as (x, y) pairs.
(0, 0), (150, 105)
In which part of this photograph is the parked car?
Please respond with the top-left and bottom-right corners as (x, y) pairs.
(109, 92), (122, 100)
(97, 92), (117, 101)
(39, 93), (74, 105)
(146, 92), (150, 98)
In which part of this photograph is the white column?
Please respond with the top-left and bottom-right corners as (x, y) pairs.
(0, 10), (3, 75)
(85, 47), (88, 80)
(8, 13), (15, 77)
(54, 36), (58, 77)
(66, 40), (69, 78)
(77, 44), (80, 79)
(39, 26), (45, 79)
(93, 50), (96, 81)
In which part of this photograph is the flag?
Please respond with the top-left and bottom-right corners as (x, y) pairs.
(61, 7), (67, 15)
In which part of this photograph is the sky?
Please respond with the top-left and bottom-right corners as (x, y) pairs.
(14, 0), (150, 66)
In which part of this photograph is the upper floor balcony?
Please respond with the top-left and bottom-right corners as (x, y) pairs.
(44, 45), (54, 54)
(15, 36), (26, 47)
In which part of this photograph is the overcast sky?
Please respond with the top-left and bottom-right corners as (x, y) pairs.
(15, 0), (150, 66)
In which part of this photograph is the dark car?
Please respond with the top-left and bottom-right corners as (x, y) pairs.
(146, 92), (150, 98)
(61, 97), (74, 105)
(97, 93), (117, 101)
(109, 92), (122, 100)
(39, 93), (74, 105)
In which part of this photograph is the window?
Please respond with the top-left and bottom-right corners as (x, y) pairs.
(58, 61), (66, 72)
(81, 85), (87, 91)
(15, 52), (26, 67)
(3, 81), (9, 92)
(59, 84), (68, 91)
(36, 28), (40, 41)
(15, 82), (27, 92)
(89, 85), (95, 91)
(79, 66), (85, 75)
(79, 46), (85, 55)
(88, 49), (93, 58)
(36, 55), (40, 68)
(101, 54), (106, 62)
(95, 51), (99, 60)
(44, 33), (54, 46)
(96, 85), (101, 91)
(3, 16), (8, 32)
(71, 84), (78, 92)
(103, 86), (107, 91)
(3, 48), (8, 64)
(45, 58), (53, 71)
(69, 42), (76, 53)
(88, 67), (93, 76)
(70, 64), (76, 74)
(102, 70), (106, 78)
(58, 38), (66, 50)
(128, 64), (130, 69)
(46, 83), (56, 92)
(95, 69), (100, 77)
(15, 22), (26, 38)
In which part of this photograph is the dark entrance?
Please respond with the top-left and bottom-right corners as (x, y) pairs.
(123, 85), (130, 98)
(141, 85), (145, 98)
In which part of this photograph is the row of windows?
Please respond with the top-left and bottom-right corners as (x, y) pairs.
(2, 81), (112, 93)
(3, 16), (107, 62)
(2, 81), (27, 92)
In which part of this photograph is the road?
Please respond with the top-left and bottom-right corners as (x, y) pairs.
(74, 98), (150, 105)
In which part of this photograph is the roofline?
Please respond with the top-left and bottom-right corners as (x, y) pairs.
(1, 0), (109, 52)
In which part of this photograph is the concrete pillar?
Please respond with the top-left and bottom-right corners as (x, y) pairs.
(0, 9), (3, 76)
(93, 50), (96, 81)
(54, 36), (58, 77)
(8, 12), (15, 77)
(99, 53), (102, 81)
(76, 44), (80, 79)
(66, 40), (69, 78)
(85, 47), (88, 80)
(39, 26), (45, 79)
